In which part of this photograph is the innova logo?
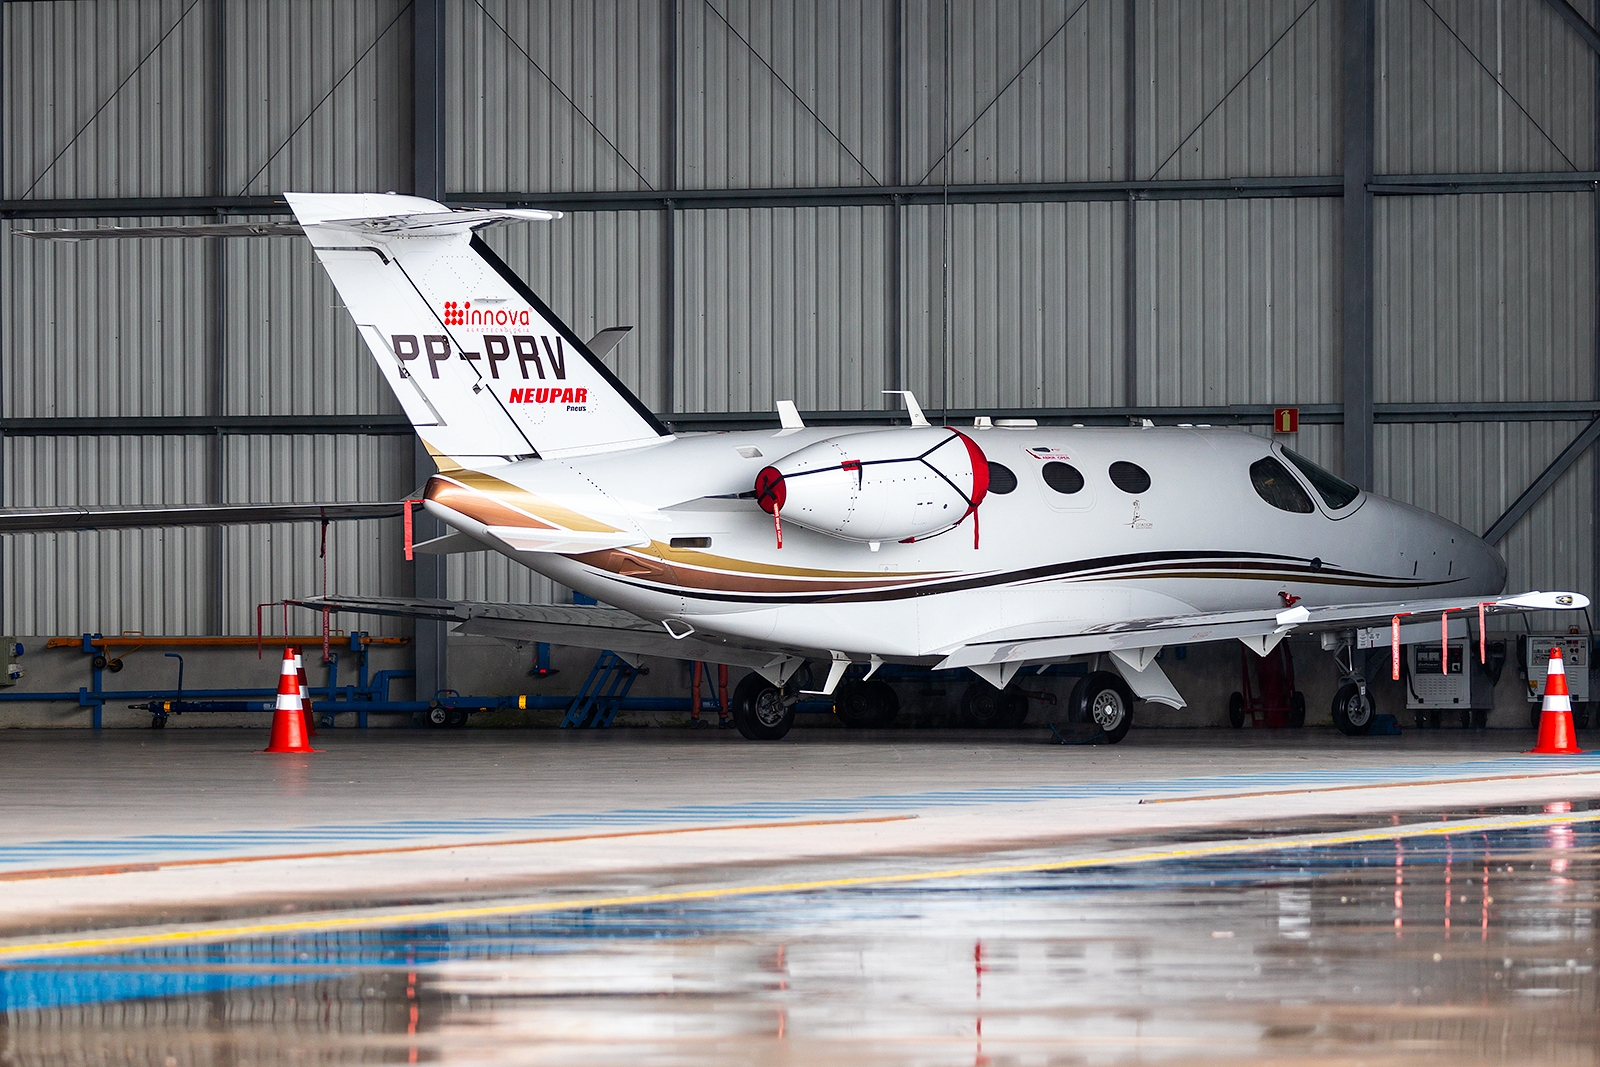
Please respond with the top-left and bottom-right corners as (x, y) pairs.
(443, 301), (533, 329)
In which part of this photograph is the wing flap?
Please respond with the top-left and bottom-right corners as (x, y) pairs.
(938, 590), (1591, 670)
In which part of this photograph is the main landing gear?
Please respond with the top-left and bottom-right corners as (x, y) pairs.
(1324, 632), (1377, 736)
(731, 672), (796, 740)
(834, 678), (899, 728)
(1067, 671), (1135, 743)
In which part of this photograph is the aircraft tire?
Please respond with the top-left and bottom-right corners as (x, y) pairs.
(1227, 692), (1245, 728)
(862, 680), (899, 725)
(1072, 672), (1134, 743)
(959, 682), (1028, 727)
(732, 672), (794, 741)
(1331, 683), (1374, 736)
(834, 679), (897, 727)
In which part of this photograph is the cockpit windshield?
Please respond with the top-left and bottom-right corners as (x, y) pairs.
(1282, 448), (1361, 509)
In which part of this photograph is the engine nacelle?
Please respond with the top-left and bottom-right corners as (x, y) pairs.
(754, 427), (989, 546)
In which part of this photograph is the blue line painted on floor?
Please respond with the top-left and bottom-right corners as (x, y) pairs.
(1, 756), (1596, 868)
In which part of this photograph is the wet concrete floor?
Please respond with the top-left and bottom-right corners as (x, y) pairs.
(3, 730), (1600, 1063)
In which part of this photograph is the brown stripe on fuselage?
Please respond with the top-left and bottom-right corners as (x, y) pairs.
(440, 470), (621, 534)
(651, 543), (949, 582)
(577, 549), (1451, 606)
(576, 548), (959, 595)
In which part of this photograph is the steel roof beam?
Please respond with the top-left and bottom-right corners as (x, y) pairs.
(1484, 417), (1600, 545)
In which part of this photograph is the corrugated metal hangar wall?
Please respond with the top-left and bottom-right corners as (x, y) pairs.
(2, 0), (1598, 676)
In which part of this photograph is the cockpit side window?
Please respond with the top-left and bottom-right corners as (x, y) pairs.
(1282, 448), (1360, 509)
(1250, 456), (1314, 513)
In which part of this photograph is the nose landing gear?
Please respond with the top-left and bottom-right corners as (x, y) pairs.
(1325, 632), (1376, 736)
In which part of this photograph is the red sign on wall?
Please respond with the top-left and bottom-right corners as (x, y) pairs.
(1273, 407), (1299, 433)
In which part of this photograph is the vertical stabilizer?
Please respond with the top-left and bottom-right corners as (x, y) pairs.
(286, 192), (670, 462)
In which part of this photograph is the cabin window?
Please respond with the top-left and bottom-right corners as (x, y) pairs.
(1041, 461), (1084, 494)
(1282, 448), (1360, 509)
(670, 537), (712, 549)
(1250, 457), (1314, 513)
(987, 462), (1018, 494)
(1108, 461), (1150, 494)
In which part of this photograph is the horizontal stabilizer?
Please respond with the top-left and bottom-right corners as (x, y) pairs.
(16, 221), (306, 240)
(412, 531), (485, 555)
(0, 501), (403, 533)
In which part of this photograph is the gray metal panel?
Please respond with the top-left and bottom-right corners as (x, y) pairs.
(228, 0), (413, 196)
(1, 435), (213, 635)
(902, 201), (1123, 411)
(679, 0), (893, 189)
(220, 434), (414, 636)
(1375, 193), (1597, 405)
(1376, 0), (1596, 174)
(902, 0), (1124, 186)
(1138, 196), (1341, 407)
(448, 0), (667, 194)
(224, 222), (399, 416)
(481, 211), (668, 414)
(1140, 0), (1340, 181)
(676, 206), (888, 413)
(2, 0), (212, 201)
(1377, 421), (1593, 606)
(1, 218), (213, 418)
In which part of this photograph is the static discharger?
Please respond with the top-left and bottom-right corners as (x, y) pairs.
(263, 647), (317, 754)
(1529, 645), (1584, 755)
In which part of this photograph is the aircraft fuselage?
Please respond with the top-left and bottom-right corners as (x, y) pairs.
(423, 424), (1506, 664)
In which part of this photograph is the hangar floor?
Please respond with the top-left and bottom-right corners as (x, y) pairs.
(2, 728), (1598, 1063)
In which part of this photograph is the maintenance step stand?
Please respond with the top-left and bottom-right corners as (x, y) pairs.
(561, 652), (642, 728)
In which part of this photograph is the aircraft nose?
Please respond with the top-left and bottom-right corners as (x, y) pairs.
(1475, 534), (1508, 596)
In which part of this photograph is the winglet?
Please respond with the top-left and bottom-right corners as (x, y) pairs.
(883, 390), (930, 428)
(1497, 591), (1591, 611)
(776, 400), (805, 430)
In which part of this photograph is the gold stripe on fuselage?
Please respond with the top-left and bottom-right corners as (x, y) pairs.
(431, 470), (622, 534)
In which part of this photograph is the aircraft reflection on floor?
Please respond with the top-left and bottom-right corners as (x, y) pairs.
(3, 805), (1597, 1064)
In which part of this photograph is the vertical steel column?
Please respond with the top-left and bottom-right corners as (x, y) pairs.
(1123, 0), (1138, 408)
(886, 0), (903, 397)
(1342, 0), (1377, 488)
(411, 0), (448, 697)
(1593, 28), (1599, 610)
(663, 0), (679, 417)
(208, 0), (227, 635)
(0, 0), (7, 634)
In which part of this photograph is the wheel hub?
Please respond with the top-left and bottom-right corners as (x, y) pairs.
(755, 690), (786, 728)
(1091, 690), (1125, 730)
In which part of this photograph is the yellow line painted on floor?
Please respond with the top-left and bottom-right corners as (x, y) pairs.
(0, 814), (919, 883)
(1138, 769), (1600, 805)
(4, 808), (1597, 961)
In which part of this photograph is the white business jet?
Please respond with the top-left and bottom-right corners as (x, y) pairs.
(13, 194), (1587, 741)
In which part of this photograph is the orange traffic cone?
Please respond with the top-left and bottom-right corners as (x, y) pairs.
(294, 650), (317, 737)
(1529, 646), (1584, 755)
(264, 646), (317, 753)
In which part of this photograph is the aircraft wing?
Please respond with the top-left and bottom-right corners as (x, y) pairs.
(936, 590), (1590, 671)
(0, 502), (405, 532)
(296, 595), (803, 677)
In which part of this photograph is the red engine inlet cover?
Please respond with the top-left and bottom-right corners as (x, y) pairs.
(754, 466), (787, 514)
